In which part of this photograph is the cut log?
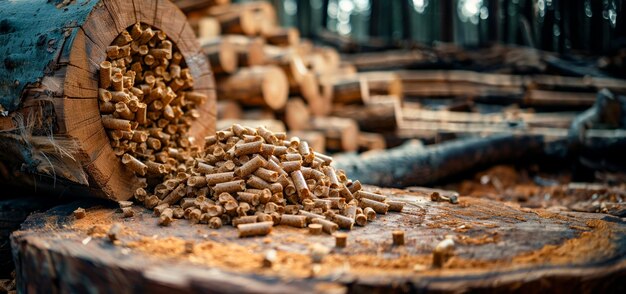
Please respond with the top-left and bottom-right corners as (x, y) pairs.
(334, 134), (545, 187)
(12, 194), (626, 292)
(211, 9), (257, 36)
(321, 75), (370, 105)
(200, 38), (238, 74)
(284, 98), (311, 131)
(263, 27), (300, 47)
(359, 72), (404, 98)
(196, 17), (221, 39)
(311, 117), (359, 152)
(330, 95), (402, 132)
(223, 35), (266, 66)
(343, 50), (430, 71)
(0, 0), (215, 201)
(216, 66), (288, 110)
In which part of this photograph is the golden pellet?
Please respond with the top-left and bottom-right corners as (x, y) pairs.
(280, 214), (307, 228)
(280, 160), (301, 173)
(159, 208), (173, 226)
(356, 190), (387, 202)
(208, 217), (222, 229)
(310, 218), (338, 234)
(246, 175), (271, 190)
(359, 198), (389, 214)
(238, 221), (273, 238)
(254, 167), (279, 182)
(347, 180), (362, 194)
(364, 207), (376, 221)
(355, 214), (367, 226)
(235, 141), (263, 156)
(432, 238), (455, 268)
(122, 153), (147, 176)
(335, 232), (348, 248)
(232, 215), (258, 226)
(308, 223), (323, 235)
(234, 155), (266, 177)
(290, 170), (310, 200)
(213, 179), (245, 194)
(387, 200), (405, 212)
(206, 172), (235, 185)
(102, 117), (133, 131)
(332, 214), (354, 230)
(238, 192), (260, 206)
(392, 230), (405, 246)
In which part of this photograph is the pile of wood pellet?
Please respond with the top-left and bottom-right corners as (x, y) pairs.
(132, 124), (404, 237)
(98, 23), (208, 182)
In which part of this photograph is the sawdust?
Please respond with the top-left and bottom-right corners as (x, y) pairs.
(512, 219), (617, 266)
(115, 218), (616, 278)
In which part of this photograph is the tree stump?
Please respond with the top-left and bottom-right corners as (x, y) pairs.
(11, 187), (626, 293)
(0, 0), (216, 201)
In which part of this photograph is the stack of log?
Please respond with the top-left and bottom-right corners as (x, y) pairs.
(175, 1), (403, 154)
(175, 1), (626, 152)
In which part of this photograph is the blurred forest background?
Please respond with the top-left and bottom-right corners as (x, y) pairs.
(232, 0), (625, 55)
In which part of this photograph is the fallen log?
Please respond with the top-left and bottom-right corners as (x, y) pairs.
(216, 66), (288, 110)
(334, 134), (545, 187)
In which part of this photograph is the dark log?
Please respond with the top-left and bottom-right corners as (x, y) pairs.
(334, 134), (545, 187)
(11, 192), (626, 293)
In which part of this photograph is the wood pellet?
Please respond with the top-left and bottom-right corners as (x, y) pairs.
(123, 123), (404, 236)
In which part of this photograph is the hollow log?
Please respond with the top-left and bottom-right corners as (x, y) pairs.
(0, 0), (215, 201)
(334, 134), (545, 187)
(216, 66), (288, 110)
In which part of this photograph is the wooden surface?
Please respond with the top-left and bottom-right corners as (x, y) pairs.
(11, 187), (626, 293)
(0, 0), (216, 201)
